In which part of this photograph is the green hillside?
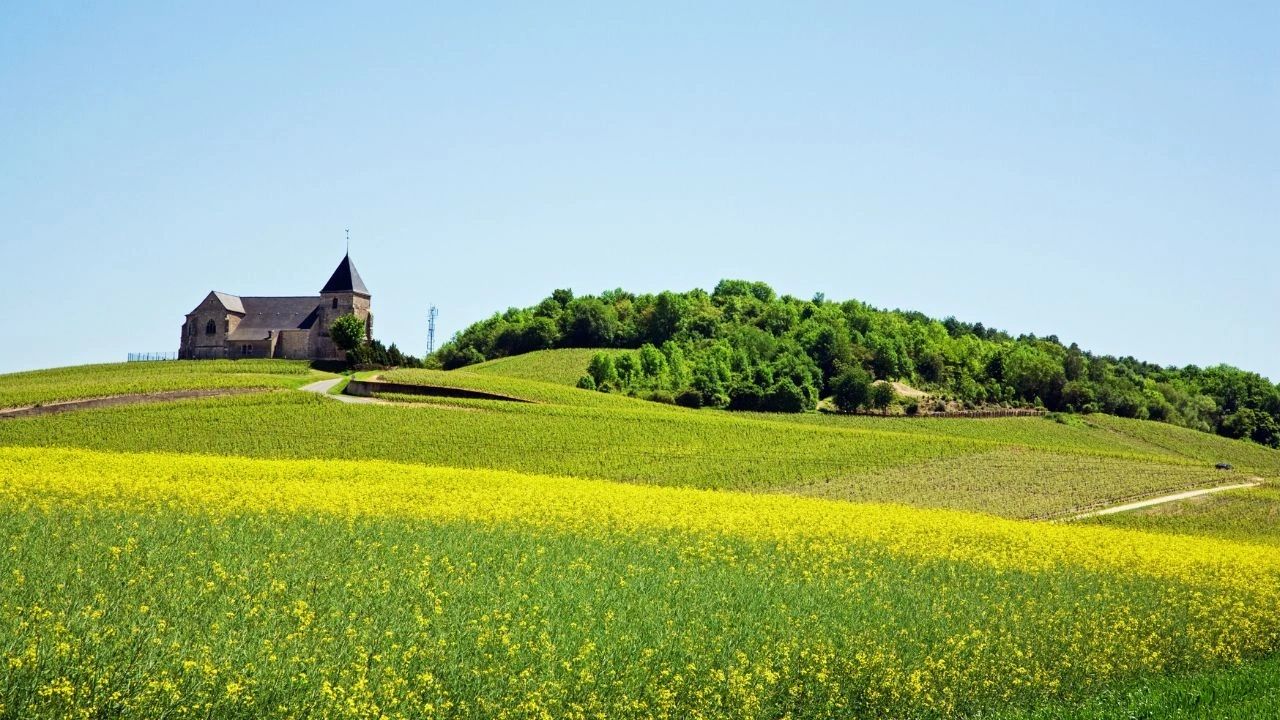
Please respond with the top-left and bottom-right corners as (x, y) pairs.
(2, 358), (1279, 718)
(466, 348), (627, 386)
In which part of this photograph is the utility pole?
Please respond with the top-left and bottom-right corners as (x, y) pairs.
(427, 305), (439, 355)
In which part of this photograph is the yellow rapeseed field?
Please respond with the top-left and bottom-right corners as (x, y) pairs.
(2, 445), (1278, 718)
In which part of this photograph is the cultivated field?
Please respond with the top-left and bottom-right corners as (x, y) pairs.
(0, 360), (316, 409)
(1, 357), (1278, 718)
(4, 446), (1279, 718)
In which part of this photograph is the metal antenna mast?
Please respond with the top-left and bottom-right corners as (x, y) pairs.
(427, 305), (439, 355)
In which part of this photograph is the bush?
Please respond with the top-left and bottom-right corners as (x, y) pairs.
(905, 401), (920, 416)
(728, 381), (764, 411)
(576, 375), (597, 391)
(870, 382), (897, 412)
(674, 389), (703, 409)
(760, 379), (807, 413)
(646, 390), (676, 405)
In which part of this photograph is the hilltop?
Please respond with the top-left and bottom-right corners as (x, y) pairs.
(434, 281), (1280, 448)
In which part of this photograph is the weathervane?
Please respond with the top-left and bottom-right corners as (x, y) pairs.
(345, 228), (350, 255)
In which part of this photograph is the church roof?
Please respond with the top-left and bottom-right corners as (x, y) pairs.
(211, 291), (245, 314)
(226, 297), (321, 340)
(320, 254), (369, 296)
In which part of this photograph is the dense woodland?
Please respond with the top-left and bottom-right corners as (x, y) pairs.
(432, 281), (1280, 447)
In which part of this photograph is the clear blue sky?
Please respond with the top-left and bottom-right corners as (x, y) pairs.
(2, 2), (1276, 379)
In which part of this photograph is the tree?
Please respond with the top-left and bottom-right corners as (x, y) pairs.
(330, 314), (366, 356)
(643, 292), (686, 345)
(615, 353), (640, 386)
(870, 382), (897, 413)
(832, 367), (873, 413)
(662, 341), (691, 391)
(587, 353), (619, 390)
(1002, 344), (1067, 409)
(637, 343), (667, 384)
(563, 298), (620, 347)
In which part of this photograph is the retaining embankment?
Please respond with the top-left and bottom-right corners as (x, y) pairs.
(344, 380), (535, 404)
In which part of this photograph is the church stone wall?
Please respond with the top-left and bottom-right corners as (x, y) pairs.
(276, 330), (311, 359)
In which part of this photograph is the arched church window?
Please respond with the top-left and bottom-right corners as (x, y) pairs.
(332, 297), (338, 309)
(205, 320), (216, 335)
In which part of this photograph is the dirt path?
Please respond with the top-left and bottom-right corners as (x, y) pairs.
(1070, 481), (1262, 520)
(0, 388), (267, 419)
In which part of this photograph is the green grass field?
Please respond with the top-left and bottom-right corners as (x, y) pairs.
(1, 356), (1279, 718)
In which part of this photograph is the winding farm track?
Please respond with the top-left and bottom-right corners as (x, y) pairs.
(298, 377), (384, 404)
(1069, 481), (1262, 520)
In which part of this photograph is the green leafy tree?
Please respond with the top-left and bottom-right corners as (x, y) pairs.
(329, 314), (366, 356)
(832, 367), (873, 413)
(870, 382), (897, 413)
(587, 353), (619, 390)
(637, 344), (667, 385)
(615, 353), (640, 386)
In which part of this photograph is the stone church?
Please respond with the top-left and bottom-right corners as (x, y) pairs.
(179, 254), (371, 360)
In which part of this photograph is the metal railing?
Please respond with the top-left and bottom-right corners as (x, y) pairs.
(127, 352), (179, 362)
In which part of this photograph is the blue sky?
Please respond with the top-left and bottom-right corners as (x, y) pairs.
(2, 2), (1276, 379)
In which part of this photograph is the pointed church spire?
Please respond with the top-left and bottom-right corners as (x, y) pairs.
(321, 252), (369, 296)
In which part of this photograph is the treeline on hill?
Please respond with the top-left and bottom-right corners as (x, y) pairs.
(432, 282), (1280, 447)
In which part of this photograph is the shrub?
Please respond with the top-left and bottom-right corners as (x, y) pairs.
(728, 381), (765, 411)
(674, 389), (703, 409)
(576, 375), (597, 391)
(760, 379), (807, 413)
(646, 390), (676, 405)
(870, 382), (897, 412)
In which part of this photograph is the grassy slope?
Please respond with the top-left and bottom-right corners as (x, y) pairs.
(464, 348), (626, 386)
(0, 359), (319, 409)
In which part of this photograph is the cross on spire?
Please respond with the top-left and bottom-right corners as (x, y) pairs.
(345, 228), (350, 255)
